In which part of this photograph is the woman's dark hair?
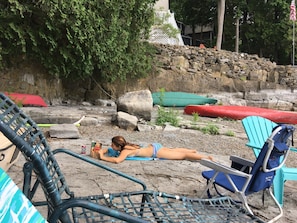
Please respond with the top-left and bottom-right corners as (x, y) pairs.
(112, 136), (126, 150)
(112, 136), (140, 151)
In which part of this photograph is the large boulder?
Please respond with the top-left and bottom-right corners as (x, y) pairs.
(116, 90), (153, 121)
(116, 111), (138, 131)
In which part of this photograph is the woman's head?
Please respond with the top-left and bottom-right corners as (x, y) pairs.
(111, 136), (126, 151)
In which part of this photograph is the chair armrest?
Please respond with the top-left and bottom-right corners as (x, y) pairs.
(199, 159), (250, 178)
(247, 142), (297, 153)
(247, 142), (297, 154)
(246, 142), (262, 150)
(229, 156), (253, 173)
(53, 148), (147, 190)
(230, 155), (254, 167)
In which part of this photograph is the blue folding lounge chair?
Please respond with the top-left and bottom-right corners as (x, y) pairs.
(242, 115), (297, 206)
(200, 124), (295, 223)
(0, 92), (266, 223)
(0, 167), (47, 223)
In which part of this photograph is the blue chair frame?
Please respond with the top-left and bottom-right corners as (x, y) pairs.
(200, 124), (295, 223)
(242, 116), (297, 206)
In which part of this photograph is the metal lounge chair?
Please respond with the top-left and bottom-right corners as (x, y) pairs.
(0, 167), (47, 223)
(0, 92), (265, 223)
(200, 124), (295, 223)
(242, 115), (297, 206)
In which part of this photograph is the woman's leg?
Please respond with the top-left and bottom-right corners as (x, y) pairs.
(157, 148), (213, 161)
(171, 148), (196, 153)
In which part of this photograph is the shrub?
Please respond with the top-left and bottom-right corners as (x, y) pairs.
(0, 0), (156, 81)
(192, 112), (200, 122)
(201, 124), (219, 135)
(156, 107), (179, 127)
(225, 130), (235, 137)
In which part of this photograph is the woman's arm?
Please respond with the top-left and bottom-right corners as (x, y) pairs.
(98, 148), (108, 155)
(98, 149), (129, 164)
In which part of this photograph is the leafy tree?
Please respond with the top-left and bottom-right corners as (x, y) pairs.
(170, 0), (216, 46)
(209, 0), (289, 63)
(170, 0), (222, 48)
(172, 0), (293, 64)
(243, 0), (292, 64)
(222, 0), (248, 51)
(0, 0), (157, 81)
(217, 0), (292, 64)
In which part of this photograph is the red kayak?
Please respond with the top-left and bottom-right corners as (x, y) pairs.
(5, 92), (47, 107)
(184, 105), (297, 124)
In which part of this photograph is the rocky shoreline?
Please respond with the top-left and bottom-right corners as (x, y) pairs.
(6, 105), (297, 222)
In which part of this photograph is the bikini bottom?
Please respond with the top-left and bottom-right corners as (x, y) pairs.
(152, 143), (162, 158)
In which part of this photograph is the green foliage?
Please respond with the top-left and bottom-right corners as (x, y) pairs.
(192, 112), (199, 122)
(154, 88), (180, 127)
(170, 0), (215, 27)
(225, 130), (235, 137)
(0, 0), (157, 81)
(201, 124), (219, 135)
(156, 107), (179, 127)
(229, 0), (293, 64)
(153, 12), (180, 39)
(170, 0), (294, 65)
(157, 87), (166, 106)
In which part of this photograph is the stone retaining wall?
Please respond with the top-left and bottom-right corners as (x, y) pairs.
(1, 44), (297, 110)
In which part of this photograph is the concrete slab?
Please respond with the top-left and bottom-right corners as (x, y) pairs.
(49, 124), (80, 139)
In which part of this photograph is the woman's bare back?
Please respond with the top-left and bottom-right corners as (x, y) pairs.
(125, 145), (154, 157)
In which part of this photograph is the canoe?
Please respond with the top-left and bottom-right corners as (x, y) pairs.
(184, 105), (297, 124)
(152, 92), (217, 107)
(4, 92), (47, 107)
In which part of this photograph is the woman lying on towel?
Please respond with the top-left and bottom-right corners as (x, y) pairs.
(98, 135), (213, 164)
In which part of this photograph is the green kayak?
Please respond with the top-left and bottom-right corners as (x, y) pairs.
(152, 92), (217, 107)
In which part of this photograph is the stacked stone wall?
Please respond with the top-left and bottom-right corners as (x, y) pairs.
(1, 44), (297, 110)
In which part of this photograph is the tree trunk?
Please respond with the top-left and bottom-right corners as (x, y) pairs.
(235, 17), (239, 53)
(216, 0), (225, 50)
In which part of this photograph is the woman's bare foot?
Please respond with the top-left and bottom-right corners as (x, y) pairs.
(207, 155), (214, 161)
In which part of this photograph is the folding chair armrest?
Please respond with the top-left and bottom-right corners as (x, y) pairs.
(229, 156), (253, 173)
(230, 155), (254, 167)
(246, 142), (262, 150)
(200, 159), (250, 178)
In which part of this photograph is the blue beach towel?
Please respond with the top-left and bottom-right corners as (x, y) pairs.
(107, 147), (120, 157)
(107, 148), (159, 161)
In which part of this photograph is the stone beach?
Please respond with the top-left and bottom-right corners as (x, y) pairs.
(5, 104), (297, 222)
